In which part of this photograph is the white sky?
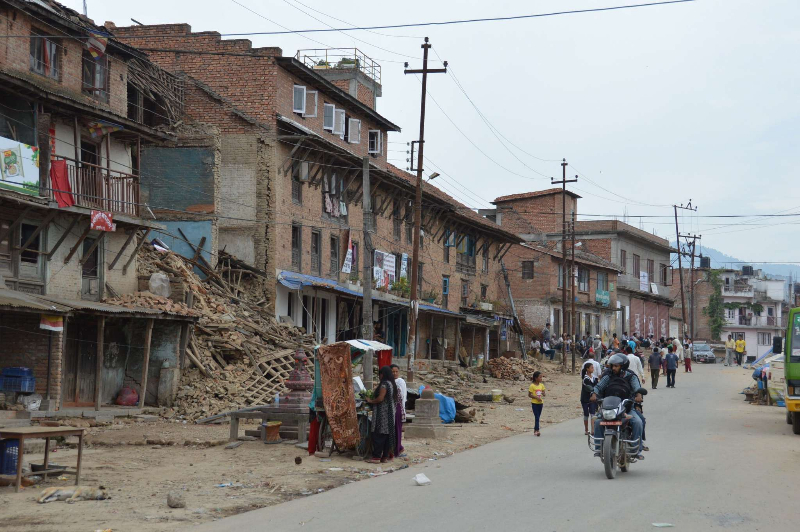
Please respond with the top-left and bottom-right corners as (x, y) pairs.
(64, 0), (800, 262)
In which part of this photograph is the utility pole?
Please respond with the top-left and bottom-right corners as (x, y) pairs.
(361, 156), (373, 342)
(501, 260), (527, 360)
(570, 211), (576, 374)
(552, 159), (577, 371)
(673, 201), (696, 338)
(404, 38), (447, 383)
(683, 234), (701, 340)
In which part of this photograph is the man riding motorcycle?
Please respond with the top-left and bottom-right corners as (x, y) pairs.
(590, 353), (645, 460)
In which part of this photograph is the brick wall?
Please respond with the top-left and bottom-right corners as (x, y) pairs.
(0, 7), (130, 117)
(495, 192), (578, 234)
(0, 311), (63, 408)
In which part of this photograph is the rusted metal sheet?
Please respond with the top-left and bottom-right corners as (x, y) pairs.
(318, 342), (359, 450)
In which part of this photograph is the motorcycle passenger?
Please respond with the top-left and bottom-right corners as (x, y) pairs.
(590, 353), (645, 460)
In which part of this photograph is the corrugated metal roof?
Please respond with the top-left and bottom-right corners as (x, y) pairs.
(0, 290), (71, 313)
(38, 295), (163, 315)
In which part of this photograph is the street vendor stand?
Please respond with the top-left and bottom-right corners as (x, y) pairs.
(309, 340), (393, 457)
(0, 426), (85, 493)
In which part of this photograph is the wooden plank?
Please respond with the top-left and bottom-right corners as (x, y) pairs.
(191, 236), (207, 263)
(108, 228), (137, 270)
(178, 228), (211, 270)
(122, 229), (150, 275)
(493, 243), (508, 260)
(18, 211), (57, 253)
(138, 319), (154, 408)
(63, 225), (92, 264)
(94, 316), (105, 411)
(47, 215), (80, 261)
(278, 138), (306, 176)
(79, 231), (106, 266)
(0, 207), (33, 246)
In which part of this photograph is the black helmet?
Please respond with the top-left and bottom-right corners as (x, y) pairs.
(608, 353), (630, 371)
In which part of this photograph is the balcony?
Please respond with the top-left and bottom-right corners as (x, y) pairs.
(723, 285), (753, 296)
(295, 48), (381, 84)
(51, 156), (139, 217)
(732, 316), (779, 327)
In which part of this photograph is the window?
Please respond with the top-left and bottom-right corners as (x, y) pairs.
(19, 223), (41, 265)
(758, 332), (772, 346)
(287, 292), (294, 319)
(632, 254), (641, 277)
(82, 50), (108, 103)
(30, 30), (58, 79)
(521, 261), (534, 279)
(323, 103), (335, 130)
(322, 171), (346, 219)
(406, 223), (412, 244)
(660, 263), (668, 285)
(647, 259), (654, 282)
(480, 284), (488, 301)
(291, 225), (302, 270)
(347, 118), (361, 144)
(461, 280), (469, 307)
(0, 221), (11, 273)
(293, 85), (306, 114)
(578, 267), (589, 292)
(330, 235), (339, 274)
(456, 234), (477, 275)
(620, 249), (627, 274)
(292, 160), (308, 205)
(333, 109), (346, 136)
(482, 245), (489, 273)
(303, 90), (318, 117)
(311, 230), (321, 275)
(350, 241), (359, 280)
(368, 130), (383, 155)
(442, 275), (450, 309)
(558, 263), (564, 288)
(443, 237), (450, 263)
(597, 271), (608, 291)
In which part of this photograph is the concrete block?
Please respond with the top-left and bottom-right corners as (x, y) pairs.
(157, 367), (180, 407)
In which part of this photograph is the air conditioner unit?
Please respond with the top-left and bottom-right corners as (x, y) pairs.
(480, 302), (493, 311)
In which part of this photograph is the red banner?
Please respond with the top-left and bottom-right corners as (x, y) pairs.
(90, 210), (115, 232)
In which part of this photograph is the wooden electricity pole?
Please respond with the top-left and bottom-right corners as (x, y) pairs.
(570, 211), (577, 374)
(552, 160), (577, 371)
(673, 201), (696, 338)
(403, 38), (447, 383)
(361, 156), (373, 341)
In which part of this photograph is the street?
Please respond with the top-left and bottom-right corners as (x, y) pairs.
(196, 363), (800, 531)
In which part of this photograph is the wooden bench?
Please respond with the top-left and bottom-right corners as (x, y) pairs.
(229, 411), (308, 443)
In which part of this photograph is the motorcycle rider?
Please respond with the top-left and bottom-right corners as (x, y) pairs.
(590, 353), (645, 460)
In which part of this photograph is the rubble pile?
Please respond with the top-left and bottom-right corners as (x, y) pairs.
(487, 357), (545, 381)
(105, 245), (317, 421)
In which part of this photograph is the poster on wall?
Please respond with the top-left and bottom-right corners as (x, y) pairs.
(341, 233), (353, 274)
(400, 253), (408, 279)
(383, 253), (396, 285)
(639, 272), (649, 291)
(0, 135), (39, 196)
(373, 266), (385, 288)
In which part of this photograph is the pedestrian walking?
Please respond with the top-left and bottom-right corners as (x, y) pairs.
(648, 348), (663, 389)
(684, 338), (693, 373)
(665, 345), (679, 388)
(390, 364), (407, 458)
(735, 336), (746, 366)
(528, 371), (546, 436)
(580, 363), (598, 436)
(582, 351), (602, 380)
(725, 334), (735, 366)
(365, 366), (397, 464)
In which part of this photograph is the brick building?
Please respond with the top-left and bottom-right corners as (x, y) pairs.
(0, 0), (194, 413)
(112, 24), (521, 362)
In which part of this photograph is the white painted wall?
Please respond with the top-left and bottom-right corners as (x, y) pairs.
(275, 283), (333, 344)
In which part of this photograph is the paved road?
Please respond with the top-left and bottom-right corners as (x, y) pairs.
(194, 363), (800, 531)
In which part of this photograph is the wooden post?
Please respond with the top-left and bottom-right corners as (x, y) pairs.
(138, 319), (154, 408)
(361, 156), (373, 341)
(37, 112), (51, 197)
(455, 319), (461, 364)
(179, 322), (191, 371)
(364, 347), (373, 392)
(442, 317), (447, 361)
(469, 326), (476, 367)
(94, 316), (105, 411)
(428, 314), (434, 359)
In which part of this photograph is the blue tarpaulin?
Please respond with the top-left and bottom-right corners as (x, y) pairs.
(418, 385), (456, 424)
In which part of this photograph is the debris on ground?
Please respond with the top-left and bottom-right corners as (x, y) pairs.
(486, 357), (545, 381)
(104, 246), (316, 421)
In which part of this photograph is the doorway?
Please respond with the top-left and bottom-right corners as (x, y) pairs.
(62, 318), (98, 407)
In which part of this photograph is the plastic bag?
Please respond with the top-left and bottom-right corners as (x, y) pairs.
(412, 473), (431, 486)
(148, 272), (171, 297)
(115, 387), (139, 406)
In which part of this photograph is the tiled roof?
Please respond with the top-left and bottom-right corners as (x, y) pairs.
(493, 188), (581, 203)
(385, 164), (519, 242)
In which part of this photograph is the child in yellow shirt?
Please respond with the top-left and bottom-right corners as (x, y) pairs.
(528, 371), (546, 436)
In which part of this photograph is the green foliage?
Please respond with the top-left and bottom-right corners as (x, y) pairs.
(723, 301), (764, 314)
(702, 270), (726, 341)
(390, 277), (410, 297)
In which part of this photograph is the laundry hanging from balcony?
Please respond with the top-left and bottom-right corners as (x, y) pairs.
(49, 159), (75, 207)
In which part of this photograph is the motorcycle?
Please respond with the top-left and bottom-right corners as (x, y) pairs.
(587, 388), (647, 479)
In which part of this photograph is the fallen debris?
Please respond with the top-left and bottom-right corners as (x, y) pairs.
(167, 491), (186, 508)
(487, 357), (544, 381)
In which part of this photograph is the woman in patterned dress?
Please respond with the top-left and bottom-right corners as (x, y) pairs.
(366, 366), (397, 463)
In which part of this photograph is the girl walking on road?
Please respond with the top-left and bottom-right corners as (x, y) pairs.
(580, 363), (598, 436)
(529, 371), (546, 436)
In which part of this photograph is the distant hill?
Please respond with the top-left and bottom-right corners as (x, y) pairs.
(671, 242), (800, 281)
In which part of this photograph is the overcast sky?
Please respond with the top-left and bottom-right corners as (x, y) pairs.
(65, 0), (800, 263)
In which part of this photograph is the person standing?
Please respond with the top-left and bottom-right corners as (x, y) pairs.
(735, 336), (746, 366)
(528, 371), (546, 436)
(648, 347), (663, 388)
(725, 334), (735, 366)
(626, 346), (645, 388)
(365, 366), (397, 464)
(582, 352), (602, 380)
(612, 333), (620, 350)
(684, 338), (693, 373)
(390, 364), (407, 458)
(542, 322), (551, 344)
(665, 345), (679, 388)
(580, 363), (598, 436)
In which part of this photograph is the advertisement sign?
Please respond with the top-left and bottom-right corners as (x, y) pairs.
(639, 272), (649, 292)
(595, 289), (610, 307)
(341, 232), (353, 274)
(90, 210), (116, 232)
(400, 253), (408, 279)
(0, 135), (39, 195)
(383, 253), (396, 284)
(39, 314), (63, 332)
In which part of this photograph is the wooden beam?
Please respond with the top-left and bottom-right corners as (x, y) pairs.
(0, 207), (33, 247)
(108, 228), (137, 270)
(342, 169), (360, 196)
(17, 211), (57, 253)
(94, 316), (105, 411)
(277, 134), (308, 141)
(279, 139), (305, 175)
(308, 155), (326, 187)
(79, 232), (106, 266)
(497, 243), (513, 262)
(47, 215), (80, 261)
(191, 236), (207, 263)
(179, 322), (191, 371)
(493, 243), (508, 260)
(138, 318), (154, 408)
(122, 228), (151, 275)
(63, 225), (92, 264)
(436, 218), (454, 243)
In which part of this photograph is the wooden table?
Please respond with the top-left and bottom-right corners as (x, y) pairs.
(0, 426), (85, 493)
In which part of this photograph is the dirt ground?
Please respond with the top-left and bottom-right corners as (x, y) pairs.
(0, 361), (583, 532)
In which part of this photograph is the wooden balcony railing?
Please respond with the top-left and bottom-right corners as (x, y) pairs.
(51, 156), (139, 217)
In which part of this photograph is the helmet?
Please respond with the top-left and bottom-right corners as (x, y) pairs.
(608, 353), (630, 371)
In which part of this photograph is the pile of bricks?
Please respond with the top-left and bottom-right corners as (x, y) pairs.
(487, 357), (546, 381)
